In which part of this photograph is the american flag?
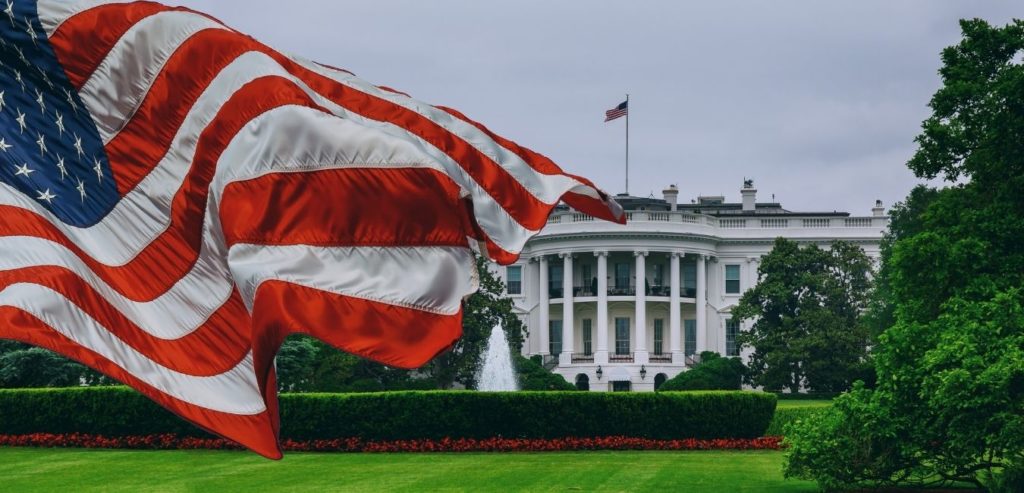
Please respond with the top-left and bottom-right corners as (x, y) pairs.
(0, 0), (623, 458)
(605, 100), (628, 122)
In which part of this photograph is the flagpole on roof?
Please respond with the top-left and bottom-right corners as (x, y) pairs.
(625, 93), (630, 195)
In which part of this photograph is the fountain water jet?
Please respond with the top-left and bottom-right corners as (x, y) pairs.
(477, 324), (519, 391)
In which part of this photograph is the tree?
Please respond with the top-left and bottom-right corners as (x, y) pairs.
(785, 19), (1024, 491)
(657, 351), (745, 391)
(275, 335), (318, 392)
(424, 255), (526, 389)
(0, 348), (88, 388)
(515, 355), (574, 391)
(732, 238), (873, 393)
(0, 340), (112, 388)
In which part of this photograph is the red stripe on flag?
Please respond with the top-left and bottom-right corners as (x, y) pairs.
(219, 167), (473, 248)
(250, 281), (464, 372)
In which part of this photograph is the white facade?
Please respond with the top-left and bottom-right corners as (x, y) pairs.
(496, 182), (888, 392)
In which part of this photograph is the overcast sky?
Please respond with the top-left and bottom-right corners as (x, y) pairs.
(179, 1), (1020, 215)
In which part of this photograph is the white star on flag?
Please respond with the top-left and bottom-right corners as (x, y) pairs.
(15, 107), (26, 132)
(75, 177), (86, 202)
(35, 188), (55, 203)
(72, 133), (83, 158)
(23, 17), (37, 47)
(13, 68), (24, 91)
(13, 162), (32, 177)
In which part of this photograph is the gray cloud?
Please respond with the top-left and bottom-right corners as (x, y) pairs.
(179, 0), (1021, 215)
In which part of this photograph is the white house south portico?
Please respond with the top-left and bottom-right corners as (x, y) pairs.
(497, 180), (887, 392)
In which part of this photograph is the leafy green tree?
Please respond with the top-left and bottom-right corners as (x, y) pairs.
(424, 255), (526, 389)
(275, 335), (318, 392)
(732, 238), (873, 393)
(0, 348), (88, 388)
(657, 351), (745, 391)
(786, 19), (1024, 491)
(515, 355), (575, 390)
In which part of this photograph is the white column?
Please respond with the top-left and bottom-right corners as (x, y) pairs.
(539, 256), (549, 355)
(747, 256), (759, 290)
(595, 251), (609, 364)
(696, 254), (707, 356)
(669, 252), (682, 363)
(634, 250), (648, 363)
(560, 252), (574, 365)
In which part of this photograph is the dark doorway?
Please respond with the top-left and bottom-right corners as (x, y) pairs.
(611, 381), (631, 392)
(575, 374), (590, 391)
(654, 373), (668, 390)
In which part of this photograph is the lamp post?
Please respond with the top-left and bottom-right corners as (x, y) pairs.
(640, 365), (647, 380)
(596, 365), (603, 381)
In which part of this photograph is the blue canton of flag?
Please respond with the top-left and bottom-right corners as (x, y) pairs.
(0, 0), (116, 227)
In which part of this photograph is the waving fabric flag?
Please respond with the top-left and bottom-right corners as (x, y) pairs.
(0, 0), (623, 458)
(604, 100), (628, 122)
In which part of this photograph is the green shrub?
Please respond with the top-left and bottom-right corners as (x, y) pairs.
(514, 356), (574, 391)
(765, 405), (828, 437)
(658, 352), (745, 391)
(0, 387), (777, 441)
(773, 392), (840, 401)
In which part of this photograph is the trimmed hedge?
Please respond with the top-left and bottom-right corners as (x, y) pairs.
(765, 405), (829, 437)
(0, 387), (776, 441)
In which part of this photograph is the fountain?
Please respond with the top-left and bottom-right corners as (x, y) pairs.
(477, 324), (519, 391)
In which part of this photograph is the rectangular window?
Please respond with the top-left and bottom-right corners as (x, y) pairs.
(653, 264), (664, 287)
(549, 263), (563, 298)
(549, 320), (562, 355)
(614, 317), (630, 355)
(506, 266), (522, 295)
(580, 264), (593, 296)
(615, 263), (630, 292)
(725, 264), (741, 294)
(684, 319), (697, 356)
(582, 319), (593, 355)
(682, 262), (697, 297)
(653, 319), (664, 355)
(726, 319), (740, 356)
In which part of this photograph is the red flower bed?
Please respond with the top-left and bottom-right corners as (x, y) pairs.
(0, 433), (782, 453)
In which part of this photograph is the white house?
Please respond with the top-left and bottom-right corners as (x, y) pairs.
(496, 180), (887, 392)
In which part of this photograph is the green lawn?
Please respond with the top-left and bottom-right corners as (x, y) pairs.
(0, 448), (817, 492)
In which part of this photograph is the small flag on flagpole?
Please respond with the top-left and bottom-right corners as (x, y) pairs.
(604, 100), (628, 122)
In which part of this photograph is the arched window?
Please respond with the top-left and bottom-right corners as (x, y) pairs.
(575, 373), (590, 391)
(654, 373), (668, 391)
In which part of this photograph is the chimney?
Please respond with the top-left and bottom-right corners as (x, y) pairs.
(663, 185), (679, 211)
(740, 178), (756, 212)
(873, 199), (885, 217)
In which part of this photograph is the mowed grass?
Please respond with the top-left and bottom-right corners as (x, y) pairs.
(0, 448), (817, 493)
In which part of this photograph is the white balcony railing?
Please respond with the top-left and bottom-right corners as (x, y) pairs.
(543, 210), (885, 233)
